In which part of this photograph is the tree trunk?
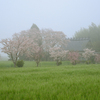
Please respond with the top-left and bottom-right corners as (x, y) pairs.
(37, 62), (38, 67)
(13, 60), (17, 67)
(36, 60), (39, 67)
(14, 62), (16, 67)
(11, 53), (17, 67)
(56, 60), (59, 66)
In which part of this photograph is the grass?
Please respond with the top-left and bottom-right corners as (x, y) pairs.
(0, 61), (100, 100)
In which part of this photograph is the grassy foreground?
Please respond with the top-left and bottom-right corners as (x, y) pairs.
(0, 61), (100, 100)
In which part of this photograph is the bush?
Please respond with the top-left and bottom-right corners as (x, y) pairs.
(68, 51), (80, 65)
(86, 60), (91, 64)
(95, 54), (100, 63)
(58, 61), (62, 66)
(85, 56), (96, 64)
(17, 60), (24, 67)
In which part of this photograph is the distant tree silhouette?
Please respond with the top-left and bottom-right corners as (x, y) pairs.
(31, 23), (39, 30)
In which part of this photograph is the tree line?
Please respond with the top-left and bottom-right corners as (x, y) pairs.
(0, 23), (100, 67)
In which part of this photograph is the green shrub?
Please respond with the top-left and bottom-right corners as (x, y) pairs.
(86, 60), (91, 64)
(17, 60), (24, 67)
(58, 61), (62, 66)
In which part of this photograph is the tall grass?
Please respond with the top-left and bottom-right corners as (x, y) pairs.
(0, 61), (100, 100)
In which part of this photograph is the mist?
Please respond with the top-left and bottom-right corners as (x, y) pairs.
(0, 0), (100, 60)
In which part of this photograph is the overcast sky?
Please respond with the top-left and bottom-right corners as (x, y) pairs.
(0, 0), (100, 40)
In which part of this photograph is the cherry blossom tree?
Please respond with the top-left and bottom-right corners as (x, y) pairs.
(68, 51), (80, 65)
(41, 29), (68, 61)
(24, 29), (43, 67)
(95, 54), (100, 63)
(82, 48), (96, 64)
(41, 29), (68, 65)
(41, 29), (67, 48)
(0, 31), (32, 67)
(49, 47), (68, 66)
(26, 44), (43, 67)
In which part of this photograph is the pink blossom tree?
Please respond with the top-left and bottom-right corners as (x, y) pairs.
(68, 51), (80, 65)
(33, 47), (43, 67)
(41, 29), (68, 61)
(95, 54), (100, 63)
(41, 29), (67, 48)
(42, 29), (68, 65)
(82, 48), (96, 64)
(26, 44), (43, 67)
(25, 29), (44, 67)
(0, 31), (32, 67)
(49, 47), (68, 66)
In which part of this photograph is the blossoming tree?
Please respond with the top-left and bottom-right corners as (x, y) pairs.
(82, 48), (96, 64)
(68, 51), (80, 65)
(0, 31), (31, 67)
(41, 29), (68, 61)
(95, 54), (100, 63)
(49, 47), (68, 66)
(25, 29), (44, 67)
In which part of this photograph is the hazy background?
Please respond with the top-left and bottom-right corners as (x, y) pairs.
(0, 0), (100, 59)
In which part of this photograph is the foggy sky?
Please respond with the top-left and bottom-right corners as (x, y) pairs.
(0, 0), (100, 40)
(0, 0), (100, 57)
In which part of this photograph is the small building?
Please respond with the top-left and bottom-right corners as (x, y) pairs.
(66, 38), (91, 52)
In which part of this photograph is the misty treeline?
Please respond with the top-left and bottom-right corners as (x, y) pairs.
(0, 23), (100, 67)
(74, 23), (100, 52)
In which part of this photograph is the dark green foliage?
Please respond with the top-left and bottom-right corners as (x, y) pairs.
(86, 60), (91, 64)
(16, 60), (24, 67)
(31, 23), (39, 30)
(58, 61), (62, 65)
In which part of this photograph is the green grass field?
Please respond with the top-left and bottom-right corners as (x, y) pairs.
(0, 61), (100, 100)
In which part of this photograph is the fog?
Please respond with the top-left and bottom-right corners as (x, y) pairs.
(0, 0), (100, 60)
